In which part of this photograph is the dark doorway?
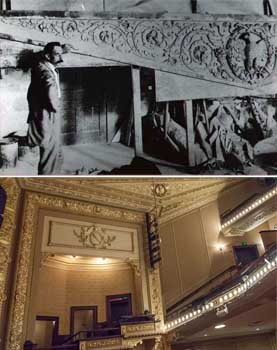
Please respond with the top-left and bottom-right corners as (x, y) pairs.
(106, 294), (132, 323)
(233, 245), (259, 266)
(70, 306), (97, 336)
(59, 67), (132, 146)
(34, 316), (59, 347)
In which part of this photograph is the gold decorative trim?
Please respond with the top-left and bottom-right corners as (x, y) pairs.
(121, 322), (156, 337)
(0, 179), (20, 315)
(18, 178), (243, 224)
(80, 337), (122, 350)
(148, 268), (164, 331)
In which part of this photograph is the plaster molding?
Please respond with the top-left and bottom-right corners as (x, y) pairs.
(17, 178), (243, 223)
(0, 179), (20, 308)
(1, 15), (277, 89)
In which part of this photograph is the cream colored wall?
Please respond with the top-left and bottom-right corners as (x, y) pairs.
(160, 199), (272, 308)
(65, 268), (137, 324)
(159, 201), (222, 308)
(268, 216), (277, 230)
(176, 332), (276, 350)
(34, 265), (136, 335)
(34, 266), (67, 334)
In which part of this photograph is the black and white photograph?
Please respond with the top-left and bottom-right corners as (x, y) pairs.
(1, 0), (277, 175)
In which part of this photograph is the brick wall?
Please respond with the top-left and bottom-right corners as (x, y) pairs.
(34, 265), (136, 335)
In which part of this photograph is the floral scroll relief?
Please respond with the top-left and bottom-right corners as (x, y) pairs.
(74, 225), (116, 249)
(1, 16), (277, 88)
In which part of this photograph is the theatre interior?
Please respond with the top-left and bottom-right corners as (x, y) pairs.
(0, 177), (276, 350)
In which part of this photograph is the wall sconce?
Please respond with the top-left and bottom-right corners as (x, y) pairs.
(217, 244), (225, 252)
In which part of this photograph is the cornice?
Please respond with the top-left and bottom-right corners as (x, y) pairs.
(17, 178), (245, 224)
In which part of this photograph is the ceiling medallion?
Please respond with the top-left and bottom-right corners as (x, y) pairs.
(151, 184), (169, 198)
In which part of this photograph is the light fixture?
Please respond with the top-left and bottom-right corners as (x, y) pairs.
(164, 252), (276, 333)
(215, 324), (226, 329)
(95, 257), (107, 264)
(221, 186), (277, 229)
(217, 243), (225, 252)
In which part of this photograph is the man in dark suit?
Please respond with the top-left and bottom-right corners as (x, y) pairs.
(27, 42), (64, 175)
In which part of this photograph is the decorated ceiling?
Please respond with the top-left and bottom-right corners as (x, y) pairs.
(18, 178), (244, 222)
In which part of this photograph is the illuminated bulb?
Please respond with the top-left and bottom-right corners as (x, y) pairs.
(219, 297), (223, 303)
(209, 302), (214, 308)
(186, 315), (189, 320)
(237, 287), (241, 293)
(263, 267), (268, 273)
(193, 311), (197, 316)
(229, 292), (233, 298)
(260, 270), (264, 276)
(178, 318), (181, 323)
(205, 305), (209, 310)
(265, 194), (269, 199)
(215, 324), (226, 329)
(258, 200), (262, 204)
(198, 309), (201, 314)
(256, 272), (260, 278)
(181, 316), (185, 322)
(224, 295), (228, 301)
(249, 278), (253, 284)
(234, 290), (238, 295)
(189, 313), (193, 318)
(174, 320), (178, 325)
(271, 261), (275, 267)
(253, 276), (257, 282)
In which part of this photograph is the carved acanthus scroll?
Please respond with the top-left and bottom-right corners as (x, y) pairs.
(1, 16), (277, 88)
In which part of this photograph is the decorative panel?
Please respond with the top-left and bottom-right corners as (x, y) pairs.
(1, 15), (277, 90)
(42, 216), (139, 259)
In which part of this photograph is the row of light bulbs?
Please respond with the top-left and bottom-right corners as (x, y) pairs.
(164, 255), (277, 332)
(221, 187), (277, 229)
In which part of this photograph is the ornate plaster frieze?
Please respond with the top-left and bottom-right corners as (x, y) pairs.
(0, 179), (20, 308)
(79, 336), (145, 350)
(17, 178), (243, 224)
(17, 178), (154, 212)
(121, 322), (157, 338)
(148, 268), (164, 329)
(1, 15), (277, 88)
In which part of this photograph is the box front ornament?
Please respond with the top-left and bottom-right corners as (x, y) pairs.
(1, 16), (277, 90)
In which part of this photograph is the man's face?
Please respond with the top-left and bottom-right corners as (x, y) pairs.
(49, 46), (64, 66)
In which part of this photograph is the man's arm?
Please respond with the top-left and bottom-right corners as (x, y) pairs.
(37, 63), (59, 113)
